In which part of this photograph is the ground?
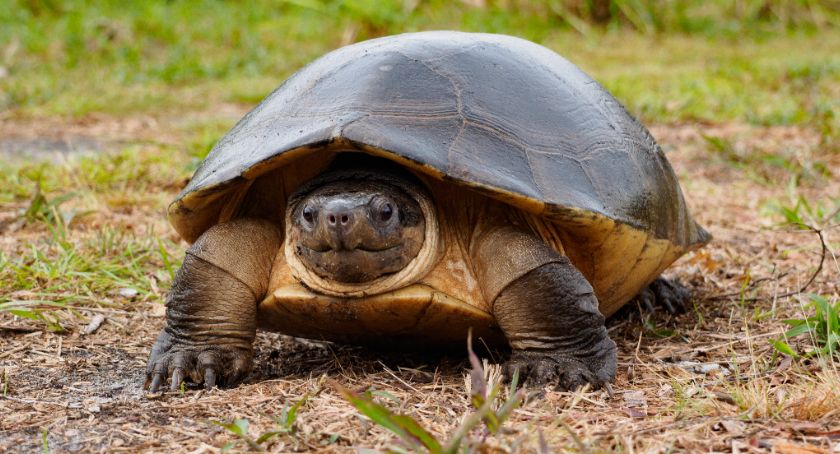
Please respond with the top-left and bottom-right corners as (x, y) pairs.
(1, 3), (839, 452)
(1, 113), (837, 452)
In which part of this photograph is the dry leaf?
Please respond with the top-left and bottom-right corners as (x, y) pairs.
(773, 441), (828, 454)
(719, 419), (746, 436)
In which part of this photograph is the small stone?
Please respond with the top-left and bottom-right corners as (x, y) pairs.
(676, 361), (731, 376)
(84, 398), (101, 413)
(623, 390), (647, 408)
(151, 303), (166, 317)
(684, 386), (700, 398)
(719, 419), (746, 435)
(81, 315), (105, 335)
(657, 384), (674, 398)
(118, 288), (138, 298)
(698, 363), (720, 374)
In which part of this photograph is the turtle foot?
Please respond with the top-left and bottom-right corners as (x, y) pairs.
(145, 329), (253, 392)
(635, 277), (691, 315)
(504, 344), (616, 391)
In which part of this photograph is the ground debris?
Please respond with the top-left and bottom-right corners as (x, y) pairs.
(673, 360), (731, 376)
(81, 315), (106, 335)
(1, 121), (838, 452)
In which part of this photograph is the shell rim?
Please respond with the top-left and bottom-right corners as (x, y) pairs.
(168, 138), (712, 250)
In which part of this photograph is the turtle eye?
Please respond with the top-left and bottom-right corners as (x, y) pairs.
(302, 206), (315, 224)
(379, 203), (393, 222)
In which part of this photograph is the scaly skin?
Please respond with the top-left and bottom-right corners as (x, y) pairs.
(495, 262), (616, 389)
(471, 225), (616, 390)
(634, 277), (692, 315)
(145, 219), (282, 391)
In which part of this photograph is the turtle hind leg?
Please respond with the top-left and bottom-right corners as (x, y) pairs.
(634, 277), (691, 315)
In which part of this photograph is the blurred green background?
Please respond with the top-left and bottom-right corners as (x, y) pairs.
(2, 4), (840, 450)
(2, 0), (838, 144)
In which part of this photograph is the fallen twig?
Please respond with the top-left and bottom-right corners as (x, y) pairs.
(708, 225), (826, 302)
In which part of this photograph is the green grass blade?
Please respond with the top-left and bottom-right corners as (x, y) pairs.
(771, 339), (798, 358)
(335, 382), (441, 452)
(785, 321), (815, 338)
(254, 431), (280, 444)
(284, 392), (310, 428)
(494, 388), (525, 427)
(157, 237), (175, 282)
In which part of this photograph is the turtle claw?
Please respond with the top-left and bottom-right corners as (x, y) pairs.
(204, 368), (217, 390)
(170, 368), (185, 392)
(148, 372), (164, 393)
(635, 277), (691, 315)
(661, 298), (677, 315)
(145, 329), (252, 393)
(505, 346), (616, 391)
(637, 289), (657, 313)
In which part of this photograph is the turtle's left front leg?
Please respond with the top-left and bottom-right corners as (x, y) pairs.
(471, 226), (616, 390)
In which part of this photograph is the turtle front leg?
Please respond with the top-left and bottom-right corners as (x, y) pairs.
(472, 226), (616, 390)
(146, 218), (282, 392)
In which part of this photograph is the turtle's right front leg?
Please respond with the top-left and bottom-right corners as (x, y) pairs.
(145, 218), (282, 392)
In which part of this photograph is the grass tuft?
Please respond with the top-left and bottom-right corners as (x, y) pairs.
(788, 367), (840, 421)
(773, 294), (840, 359)
(335, 334), (525, 453)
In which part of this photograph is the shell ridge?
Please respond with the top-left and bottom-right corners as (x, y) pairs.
(334, 112), (369, 140)
(408, 50), (468, 174)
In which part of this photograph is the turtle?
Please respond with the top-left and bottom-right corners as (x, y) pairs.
(145, 31), (710, 393)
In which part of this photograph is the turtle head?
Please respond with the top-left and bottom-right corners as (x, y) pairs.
(286, 158), (429, 285)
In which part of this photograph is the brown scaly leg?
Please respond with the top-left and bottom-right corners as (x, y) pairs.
(472, 226), (616, 390)
(145, 218), (282, 392)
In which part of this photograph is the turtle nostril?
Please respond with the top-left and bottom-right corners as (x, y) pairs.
(328, 214), (336, 225)
(340, 215), (349, 224)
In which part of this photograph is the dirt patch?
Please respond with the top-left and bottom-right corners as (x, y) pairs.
(0, 136), (113, 160)
(1, 121), (838, 452)
(0, 104), (249, 160)
(0, 115), (162, 147)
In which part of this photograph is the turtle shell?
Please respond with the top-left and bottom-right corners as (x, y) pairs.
(170, 31), (709, 313)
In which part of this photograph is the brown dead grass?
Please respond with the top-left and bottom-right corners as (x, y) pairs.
(1, 116), (839, 452)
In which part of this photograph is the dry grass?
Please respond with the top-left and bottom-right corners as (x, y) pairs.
(1, 114), (839, 452)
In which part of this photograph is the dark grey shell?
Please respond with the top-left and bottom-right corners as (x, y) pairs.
(171, 31), (709, 250)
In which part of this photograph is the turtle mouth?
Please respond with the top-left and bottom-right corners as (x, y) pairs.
(302, 244), (401, 254)
(294, 244), (411, 283)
